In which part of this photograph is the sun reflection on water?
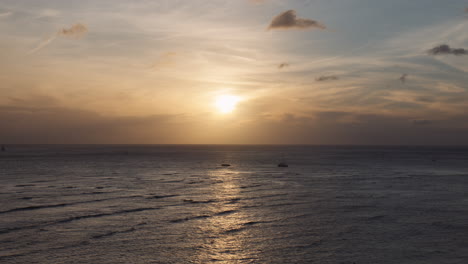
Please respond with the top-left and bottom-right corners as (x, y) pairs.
(193, 168), (257, 263)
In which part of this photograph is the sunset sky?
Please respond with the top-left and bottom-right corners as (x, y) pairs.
(1, 0), (467, 144)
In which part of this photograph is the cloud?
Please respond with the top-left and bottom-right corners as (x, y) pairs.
(58, 23), (88, 38)
(428, 44), (466, 56)
(435, 82), (465, 93)
(315, 75), (339, 82)
(29, 35), (57, 54)
(268, 10), (326, 30)
(278, 63), (289, 69)
(0, 11), (12, 18)
(150, 52), (178, 70)
(399, 73), (408, 84)
(29, 23), (88, 54)
(0, 105), (182, 144)
(412, 119), (432, 125)
(37, 9), (61, 19)
(252, 110), (468, 145)
(416, 96), (435, 103)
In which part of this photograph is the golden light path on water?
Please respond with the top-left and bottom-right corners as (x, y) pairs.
(193, 168), (256, 263)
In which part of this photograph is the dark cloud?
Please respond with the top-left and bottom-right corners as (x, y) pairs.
(0, 106), (183, 144)
(428, 44), (466, 56)
(2, 104), (468, 145)
(278, 63), (289, 69)
(416, 96), (436, 103)
(268, 10), (326, 30)
(262, 111), (468, 145)
(399, 74), (408, 84)
(316, 75), (339, 82)
(412, 119), (433, 125)
(58, 23), (88, 38)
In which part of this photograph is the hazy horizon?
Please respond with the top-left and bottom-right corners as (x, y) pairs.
(1, 0), (467, 145)
(3, 143), (468, 147)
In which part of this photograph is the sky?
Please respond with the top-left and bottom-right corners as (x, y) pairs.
(0, 0), (467, 144)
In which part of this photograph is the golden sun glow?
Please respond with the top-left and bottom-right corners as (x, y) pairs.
(215, 95), (241, 114)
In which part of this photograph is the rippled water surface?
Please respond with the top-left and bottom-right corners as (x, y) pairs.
(1, 145), (468, 263)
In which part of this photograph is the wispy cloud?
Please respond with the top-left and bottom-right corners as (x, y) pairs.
(29, 35), (57, 54)
(0, 11), (12, 18)
(316, 75), (339, 82)
(36, 9), (61, 19)
(150, 52), (178, 70)
(29, 23), (88, 54)
(249, 0), (266, 4)
(428, 44), (466, 56)
(268, 10), (326, 30)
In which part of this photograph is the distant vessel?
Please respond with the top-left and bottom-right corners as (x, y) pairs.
(221, 163), (231, 167)
(278, 153), (288, 167)
(278, 162), (288, 167)
(1, 145), (5, 152)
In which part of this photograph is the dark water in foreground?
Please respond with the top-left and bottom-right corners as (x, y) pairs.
(0, 145), (467, 264)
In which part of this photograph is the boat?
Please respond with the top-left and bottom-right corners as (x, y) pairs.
(1, 145), (5, 152)
(221, 163), (231, 167)
(278, 162), (288, 167)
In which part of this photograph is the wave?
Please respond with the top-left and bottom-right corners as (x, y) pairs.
(91, 225), (144, 239)
(169, 209), (239, 224)
(223, 221), (273, 234)
(182, 199), (216, 204)
(0, 195), (145, 215)
(146, 194), (179, 199)
(0, 207), (160, 235)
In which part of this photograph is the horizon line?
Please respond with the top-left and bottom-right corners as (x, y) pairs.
(2, 143), (468, 148)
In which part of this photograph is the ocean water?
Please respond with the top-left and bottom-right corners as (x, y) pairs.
(1, 145), (467, 264)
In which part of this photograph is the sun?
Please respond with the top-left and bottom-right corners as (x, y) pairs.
(215, 94), (241, 114)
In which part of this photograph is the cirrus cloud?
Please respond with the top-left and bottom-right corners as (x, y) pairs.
(29, 23), (88, 54)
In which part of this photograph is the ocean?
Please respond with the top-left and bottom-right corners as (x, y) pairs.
(1, 145), (467, 263)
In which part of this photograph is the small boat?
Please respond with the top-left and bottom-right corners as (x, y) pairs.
(278, 162), (288, 167)
(1, 145), (5, 152)
(221, 163), (231, 167)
